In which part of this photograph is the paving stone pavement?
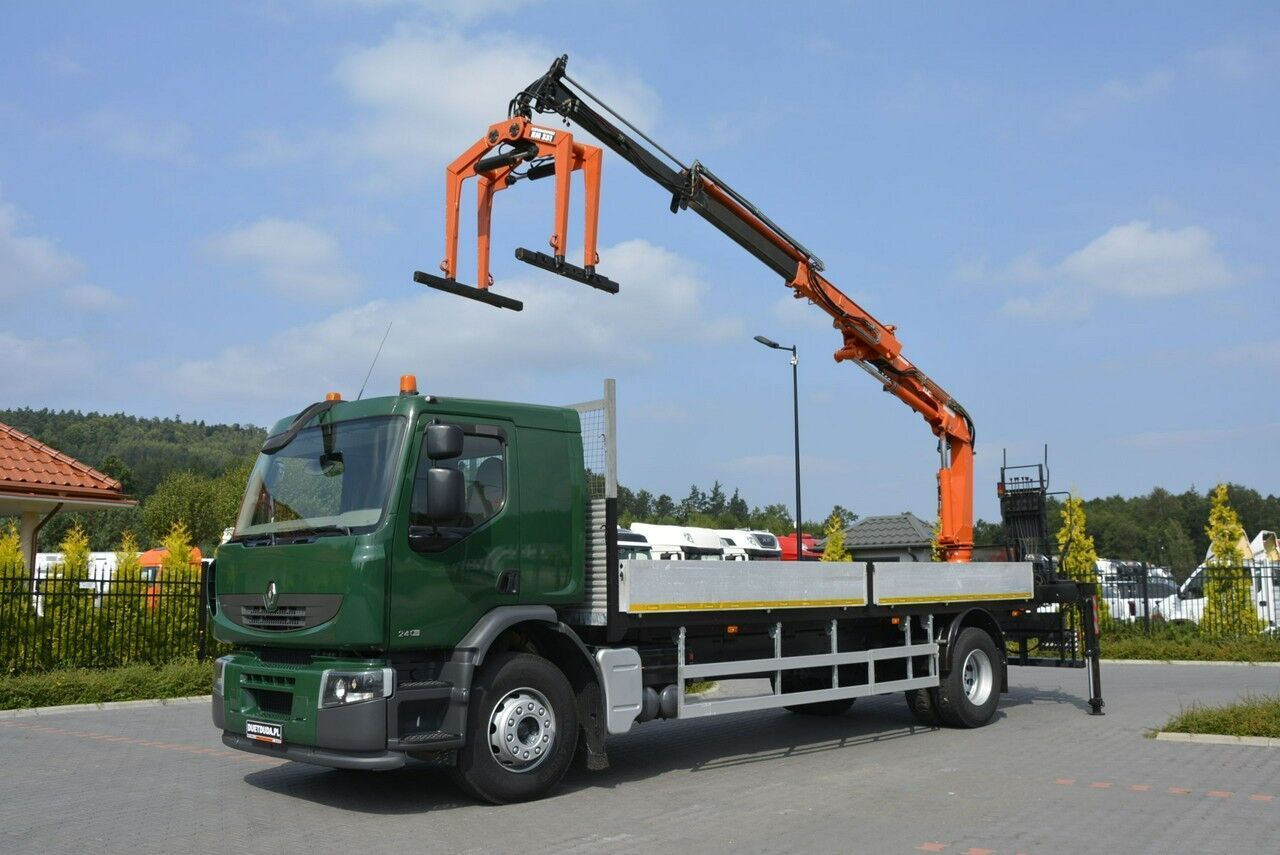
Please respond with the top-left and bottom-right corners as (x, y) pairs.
(2, 661), (1278, 854)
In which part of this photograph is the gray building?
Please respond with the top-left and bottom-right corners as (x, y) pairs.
(844, 512), (935, 562)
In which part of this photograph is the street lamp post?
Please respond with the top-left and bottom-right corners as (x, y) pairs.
(754, 335), (803, 561)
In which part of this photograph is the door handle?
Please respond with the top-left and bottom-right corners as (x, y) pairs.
(496, 569), (520, 595)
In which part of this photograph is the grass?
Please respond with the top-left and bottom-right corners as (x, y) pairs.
(1101, 622), (1280, 662)
(0, 659), (212, 711)
(1162, 694), (1280, 739)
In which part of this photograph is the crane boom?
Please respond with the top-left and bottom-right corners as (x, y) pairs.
(417, 55), (976, 561)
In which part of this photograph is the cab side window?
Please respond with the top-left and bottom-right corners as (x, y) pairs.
(409, 428), (506, 532)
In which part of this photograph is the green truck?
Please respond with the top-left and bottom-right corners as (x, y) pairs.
(210, 377), (1102, 803)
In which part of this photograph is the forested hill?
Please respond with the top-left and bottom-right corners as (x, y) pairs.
(0, 408), (265, 499)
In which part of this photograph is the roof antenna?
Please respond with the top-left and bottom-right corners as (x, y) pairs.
(356, 322), (393, 401)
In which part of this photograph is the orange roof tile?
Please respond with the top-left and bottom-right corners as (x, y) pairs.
(0, 421), (134, 504)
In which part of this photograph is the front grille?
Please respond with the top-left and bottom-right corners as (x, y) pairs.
(241, 604), (306, 631)
(242, 673), (296, 689)
(251, 688), (294, 716)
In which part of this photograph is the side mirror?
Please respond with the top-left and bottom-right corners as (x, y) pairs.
(418, 467), (465, 522)
(425, 424), (463, 461)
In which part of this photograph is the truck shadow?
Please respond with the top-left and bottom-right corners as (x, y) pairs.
(240, 696), (945, 813)
(999, 683), (1095, 713)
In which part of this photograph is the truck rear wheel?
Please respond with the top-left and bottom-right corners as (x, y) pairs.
(451, 652), (578, 804)
(904, 687), (941, 726)
(934, 627), (1003, 728)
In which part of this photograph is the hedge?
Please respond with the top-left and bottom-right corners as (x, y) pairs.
(0, 659), (212, 711)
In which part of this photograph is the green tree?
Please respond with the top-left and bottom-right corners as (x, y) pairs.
(157, 521), (200, 657)
(143, 470), (219, 547)
(0, 519), (21, 573)
(0, 520), (39, 672)
(44, 522), (97, 667)
(1056, 493), (1109, 626)
(821, 511), (850, 562)
(1203, 483), (1260, 637)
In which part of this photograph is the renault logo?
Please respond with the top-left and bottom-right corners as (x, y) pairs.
(264, 581), (279, 612)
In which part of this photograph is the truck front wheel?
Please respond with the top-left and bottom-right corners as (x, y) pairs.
(934, 627), (1003, 728)
(451, 652), (578, 804)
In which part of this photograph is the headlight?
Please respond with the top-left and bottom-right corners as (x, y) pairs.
(213, 655), (232, 696)
(320, 668), (395, 708)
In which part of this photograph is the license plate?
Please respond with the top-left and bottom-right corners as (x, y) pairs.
(245, 720), (283, 745)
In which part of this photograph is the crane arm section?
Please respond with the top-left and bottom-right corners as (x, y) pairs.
(426, 55), (975, 561)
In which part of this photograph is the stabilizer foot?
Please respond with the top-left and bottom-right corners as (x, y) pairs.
(515, 248), (619, 294)
(414, 271), (523, 311)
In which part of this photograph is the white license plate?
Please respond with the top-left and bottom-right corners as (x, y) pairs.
(245, 720), (283, 744)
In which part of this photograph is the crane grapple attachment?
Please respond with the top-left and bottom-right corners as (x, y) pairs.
(417, 116), (616, 311)
(514, 247), (619, 294)
(413, 270), (524, 311)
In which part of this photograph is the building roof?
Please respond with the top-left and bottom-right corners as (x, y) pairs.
(0, 421), (134, 506)
(844, 512), (934, 549)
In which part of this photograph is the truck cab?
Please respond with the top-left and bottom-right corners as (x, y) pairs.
(718, 529), (783, 560)
(616, 528), (652, 560)
(628, 523), (724, 560)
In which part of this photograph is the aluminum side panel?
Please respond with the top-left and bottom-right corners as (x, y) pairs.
(873, 562), (1034, 605)
(618, 560), (868, 613)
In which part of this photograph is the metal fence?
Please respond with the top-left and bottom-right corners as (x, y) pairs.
(1098, 561), (1280, 637)
(0, 566), (212, 674)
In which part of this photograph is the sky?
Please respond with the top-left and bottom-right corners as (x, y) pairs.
(1, 2), (1277, 524)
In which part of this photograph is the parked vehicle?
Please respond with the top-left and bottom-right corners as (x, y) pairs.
(629, 523), (724, 560)
(1096, 561), (1179, 624)
(717, 529), (783, 560)
(32, 551), (120, 614)
(778, 532), (822, 561)
(616, 528), (651, 560)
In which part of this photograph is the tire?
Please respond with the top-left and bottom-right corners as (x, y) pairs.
(904, 687), (941, 726)
(935, 627), (1003, 728)
(784, 698), (855, 716)
(450, 652), (578, 804)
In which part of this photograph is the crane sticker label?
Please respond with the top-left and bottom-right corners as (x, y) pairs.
(530, 127), (556, 142)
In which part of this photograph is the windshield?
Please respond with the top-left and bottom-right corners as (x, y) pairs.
(234, 415), (406, 539)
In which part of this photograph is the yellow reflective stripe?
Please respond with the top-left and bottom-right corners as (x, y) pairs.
(877, 592), (1034, 605)
(629, 598), (866, 613)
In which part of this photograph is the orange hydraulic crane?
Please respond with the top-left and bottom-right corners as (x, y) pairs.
(415, 55), (976, 561)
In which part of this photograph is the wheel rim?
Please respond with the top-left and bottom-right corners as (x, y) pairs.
(488, 687), (556, 774)
(961, 648), (994, 706)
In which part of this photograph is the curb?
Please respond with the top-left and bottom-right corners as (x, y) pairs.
(1102, 659), (1280, 667)
(0, 695), (211, 720)
(1155, 731), (1280, 748)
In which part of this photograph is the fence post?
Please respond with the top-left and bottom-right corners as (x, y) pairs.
(1139, 564), (1151, 634)
(197, 561), (209, 662)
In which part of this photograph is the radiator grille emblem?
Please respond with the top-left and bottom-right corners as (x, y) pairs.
(264, 581), (279, 612)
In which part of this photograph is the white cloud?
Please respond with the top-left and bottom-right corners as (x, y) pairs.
(0, 331), (97, 399)
(1059, 221), (1235, 298)
(167, 239), (741, 406)
(1049, 69), (1173, 128)
(980, 221), (1240, 319)
(81, 111), (191, 160)
(331, 26), (659, 186)
(63, 283), (123, 311)
(0, 188), (119, 311)
(204, 218), (361, 300)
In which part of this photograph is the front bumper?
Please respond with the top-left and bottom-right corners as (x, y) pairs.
(214, 651), (465, 768)
(221, 732), (406, 770)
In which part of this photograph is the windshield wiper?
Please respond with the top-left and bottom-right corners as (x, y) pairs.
(276, 524), (353, 543)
